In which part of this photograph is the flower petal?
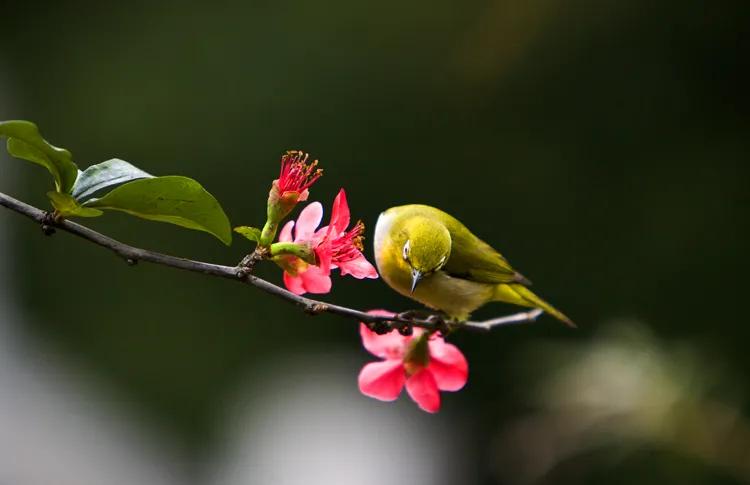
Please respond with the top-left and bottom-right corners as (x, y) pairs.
(295, 202), (323, 241)
(283, 271), (306, 295)
(299, 265), (332, 294)
(328, 189), (350, 236)
(337, 254), (379, 279)
(428, 340), (468, 392)
(314, 243), (332, 275)
(312, 226), (329, 245)
(314, 226), (328, 237)
(405, 368), (441, 413)
(279, 221), (295, 243)
(359, 320), (410, 359)
(358, 360), (405, 402)
(359, 309), (404, 357)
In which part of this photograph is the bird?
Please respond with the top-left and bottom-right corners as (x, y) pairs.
(373, 204), (574, 326)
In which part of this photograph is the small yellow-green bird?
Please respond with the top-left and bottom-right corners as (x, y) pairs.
(374, 204), (574, 326)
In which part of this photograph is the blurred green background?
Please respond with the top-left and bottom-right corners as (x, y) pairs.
(1, 0), (748, 483)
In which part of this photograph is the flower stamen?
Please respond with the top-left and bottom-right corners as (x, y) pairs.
(331, 220), (366, 263)
(277, 150), (323, 194)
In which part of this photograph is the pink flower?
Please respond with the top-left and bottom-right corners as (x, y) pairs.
(277, 188), (378, 295)
(318, 189), (379, 280)
(277, 202), (331, 294)
(357, 310), (469, 413)
(274, 151), (322, 201)
(267, 151), (322, 221)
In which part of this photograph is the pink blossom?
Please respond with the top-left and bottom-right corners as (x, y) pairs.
(272, 151), (322, 203)
(277, 202), (331, 294)
(318, 189), (379, 279)
(277, 189), (378, 295)
(357, 310), (469, 413)
(266, 151), (323, 223)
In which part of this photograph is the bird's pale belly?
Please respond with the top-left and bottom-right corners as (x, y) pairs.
(381, 265), (493, 320)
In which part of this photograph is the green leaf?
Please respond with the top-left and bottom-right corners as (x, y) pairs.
(47, 192), (104, 218)
(0, 120), (78, 193)
(72, 158), (153, 201)
(234, 226), (262, 242)
(85, 176), (232, 245)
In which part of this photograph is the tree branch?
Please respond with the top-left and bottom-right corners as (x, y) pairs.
(0, 190), (542, 332)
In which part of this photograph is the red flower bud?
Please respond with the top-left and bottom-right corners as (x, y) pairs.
(267, 151), (322, 220)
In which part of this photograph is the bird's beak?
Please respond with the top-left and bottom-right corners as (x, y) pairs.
(410, 269), (422, 294)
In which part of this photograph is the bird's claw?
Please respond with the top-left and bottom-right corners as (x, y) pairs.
(424, 314), (454, 336)
(396, 309), (433, 321)
(395, 310), (453, 336)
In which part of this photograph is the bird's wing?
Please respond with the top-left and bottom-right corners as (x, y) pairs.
(443, 231), (532, 285)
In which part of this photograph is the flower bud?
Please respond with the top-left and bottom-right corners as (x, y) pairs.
(266, 150), (322, 224)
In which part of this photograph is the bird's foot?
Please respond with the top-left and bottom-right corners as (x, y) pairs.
(396, 309), (435, 321)
(423, 314), (456, 336)
(396, 310), (453, 336)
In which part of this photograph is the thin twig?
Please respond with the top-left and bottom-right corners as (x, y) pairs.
(0, 191), (542, 332)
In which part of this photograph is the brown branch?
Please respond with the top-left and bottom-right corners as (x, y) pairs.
(0, 190), (543, 332)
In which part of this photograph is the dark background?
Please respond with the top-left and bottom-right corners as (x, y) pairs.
(1, 1), (748, 483)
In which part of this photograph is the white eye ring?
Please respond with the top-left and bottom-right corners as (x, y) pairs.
(402, 240), (410, 261)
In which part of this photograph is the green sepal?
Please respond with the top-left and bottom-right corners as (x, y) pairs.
(0, 120), (79, 193)
(262, 185), (299, 246)
(271, 254), (308, 276)
(84, 175), (232, 245)
(234, 226), (262, 243)
(404, 332), (430, 369)
(270, 241), (316, 264)
(47, 191), (104, 218)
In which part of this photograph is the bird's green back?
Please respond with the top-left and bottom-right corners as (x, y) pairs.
(393, 205), (526, 285)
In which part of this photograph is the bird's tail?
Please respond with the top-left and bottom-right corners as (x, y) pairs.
(493, 284), (575, 327)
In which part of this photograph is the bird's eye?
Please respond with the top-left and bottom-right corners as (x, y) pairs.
(402, 240), (410, 261)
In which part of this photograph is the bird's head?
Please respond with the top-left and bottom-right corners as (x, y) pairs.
(400, 216), (451, 293)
